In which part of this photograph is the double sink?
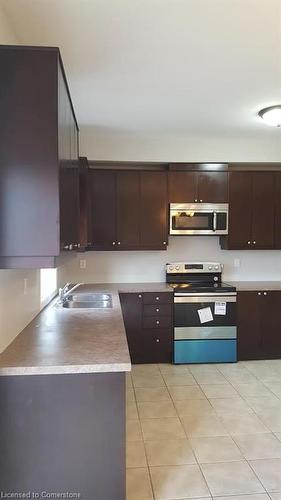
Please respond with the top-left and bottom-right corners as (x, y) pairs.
(62, 291), (113, 309)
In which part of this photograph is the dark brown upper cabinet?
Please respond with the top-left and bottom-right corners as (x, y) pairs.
(275, 172), (281, 249)
(87, 169), (168, 250)
(0, 45), (79, 268)
(168, 167), (228, 203)
(220, 171), (275, 250)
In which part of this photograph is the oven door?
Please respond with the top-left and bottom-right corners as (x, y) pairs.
(169, 203), (228, 235)
(174, 294), (236, 340)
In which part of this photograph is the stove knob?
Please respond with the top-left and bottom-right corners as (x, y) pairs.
(175, 266), (180, 271)
(208, 266), (213, 270)
(214, 265), (219, 270)
(169, 266), (174, 272)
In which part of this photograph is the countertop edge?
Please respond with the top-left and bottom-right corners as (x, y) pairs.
(0, 362), (132, 376)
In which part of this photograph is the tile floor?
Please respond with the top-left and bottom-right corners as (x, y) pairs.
(126, 360), (281, 500)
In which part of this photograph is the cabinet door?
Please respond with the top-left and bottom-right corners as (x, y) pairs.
(260, 291), (281, 358)
(140, 172), (168, 249)
(252, 173), (275, 249)
(223, 172), (252, 249)
(168, 171), (197, 203)
(60, 166), (80, 249)
(116, 171), (140, 248)
(198, 172), (228, 203)
(88, 170), (116, 249)
(119, 293), (143, 364)
(237, 291), (262, 360)
(274, 173), (281, 248)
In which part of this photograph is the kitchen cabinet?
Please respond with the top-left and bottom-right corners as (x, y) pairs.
(120, 292), (173, 363)
(168, 169), (228, 203)
(220, 172), (275, 250)
(275, 173), (281, 248)
(0, 46), (79, 268)
(237, 291), (281, 360)
(87, 170), (168, 250)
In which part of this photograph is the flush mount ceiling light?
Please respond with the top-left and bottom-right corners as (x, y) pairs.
(258, 105), (281, 127)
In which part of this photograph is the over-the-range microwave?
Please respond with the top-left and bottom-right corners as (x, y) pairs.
(169, 203), (229, 235)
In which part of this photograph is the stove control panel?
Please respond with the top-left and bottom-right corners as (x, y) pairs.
(166, 262), (223, 274)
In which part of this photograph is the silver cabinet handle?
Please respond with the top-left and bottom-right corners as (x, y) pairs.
(138, 294), (142, 298)
(156, 320), (160, 325)
(258, 292), (262, 295)
(247, 241), (251, 245)
(156, 296), (160, 301)
(253, 241), (256, 245)
(112, 241), (116, 245)
(63, 245), (69, 250)
(264, 292), (267, 296)
(213, 212), (217, 232)
(194, 199), (198, 202)
(163, 241), (167, 245)
(156, 339), (160, 343)
(156, 308), (160, 312)
(200, 199), (203, 202)
(117, 241), (121, 245)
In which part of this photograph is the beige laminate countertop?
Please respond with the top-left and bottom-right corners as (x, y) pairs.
(228, 281), (281, 291)
(0, 282), (173, 377)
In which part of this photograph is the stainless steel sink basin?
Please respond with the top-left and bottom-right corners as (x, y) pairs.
(62, 292), (112, 309)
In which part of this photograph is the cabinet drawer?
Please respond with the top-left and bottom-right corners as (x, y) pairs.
(142, 292), (173, 305)
(143, 316), (173, 329)
(143, 304), (172, 317)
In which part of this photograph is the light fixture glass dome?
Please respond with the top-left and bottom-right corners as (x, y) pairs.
(259, 105), (281, 127)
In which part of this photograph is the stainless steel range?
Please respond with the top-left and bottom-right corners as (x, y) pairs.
(166, 262), (237, 364)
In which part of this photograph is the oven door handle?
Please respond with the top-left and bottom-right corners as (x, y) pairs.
(174, 295), (236, 303)
(213, 212), (217, 232)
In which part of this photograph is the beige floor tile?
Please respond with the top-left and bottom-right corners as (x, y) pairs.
(127, 400), (139, 420)
(190, 436), (243, 463)
(181, 413), (228, 437)
(132, 372), (165, 388)
(150, 464), (210, 500)
(234, 383), (274, 398)
(209, 397), (253, 415)
(138, 400), (177, 419)
(168, 385), (206, 401)
(127, 387), (136, 402)
(145, 439), (196, 466)
(132, 364), (160, 375)
(223, 372), (259, 384)
(233, 433), (281, 460)
(135, 387), (171, 403)
(249, 459), (281, 492)
(126, 441), (147, 468)
(220, 413), (270, 436)
(163, 373), (197, 386)
(126, 467), (153, 500)
(189, 365), (221, 376)
(201, 461), (265, 496)
(193, 372), (228, 385)
(126, 373), (133, 389)
(174, 399), (214, 416)
(270, 494), (281, 500)
(141, 417), (186, 441)
(200, 383), (239, 399)
(214, 495), (270, 500)
(257, 409), (281, 432)
(264, 382), (281, 397)
(159, 364), (191, 375)
(127, 419), (143, 442)
(245, 396), (281, 412)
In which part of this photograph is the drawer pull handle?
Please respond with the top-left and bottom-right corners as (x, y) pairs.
(138, 294), (142, 299)
(264, 292), (267, 296)
(156, 308), (160, 312)
(258, 292), (261, 296)
(156, 296), (160, 301)
(156, 339), (160, 343)
(156, 320), (160, 325)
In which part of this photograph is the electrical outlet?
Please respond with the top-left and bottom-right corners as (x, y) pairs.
(80, 259), (86, 269)
(234, 258), (241, 268)
(23, 278), (28, 295)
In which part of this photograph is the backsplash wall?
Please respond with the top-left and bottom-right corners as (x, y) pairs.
(59, 237), (281, 285)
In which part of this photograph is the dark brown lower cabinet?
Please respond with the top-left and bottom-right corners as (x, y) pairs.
(0, 372), (125, 499)
(120, 292), (173, 364)
(237, 291), (281, 360)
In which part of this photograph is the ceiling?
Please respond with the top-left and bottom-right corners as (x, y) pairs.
(2, 0), (281, 137)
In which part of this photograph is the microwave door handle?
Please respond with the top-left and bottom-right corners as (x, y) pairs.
(213, 212), (217, 232)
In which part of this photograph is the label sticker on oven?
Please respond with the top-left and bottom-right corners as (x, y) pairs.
(198, 307), (213, 324)
(214, 302), (227, 315)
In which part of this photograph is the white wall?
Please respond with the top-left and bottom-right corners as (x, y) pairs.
(59, 237), (281, 285)
(0, 7), (44, 353)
